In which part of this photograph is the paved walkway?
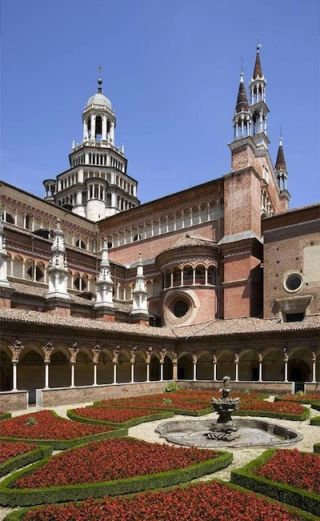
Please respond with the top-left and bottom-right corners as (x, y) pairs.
(0, 402), (319, 520)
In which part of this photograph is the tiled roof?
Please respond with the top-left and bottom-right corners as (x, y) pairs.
(0, 308), (319, 339)
(173, 315), (320, 337)
(235, 79), (249, 112)
(252, 50), (263, 79)
(159, 235), (215, 255)
(275, 142), (287, 171)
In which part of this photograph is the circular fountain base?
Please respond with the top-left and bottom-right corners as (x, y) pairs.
(156, 418), (302, 448)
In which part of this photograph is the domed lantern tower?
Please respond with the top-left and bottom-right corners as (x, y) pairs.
(43, 73), (139, 221)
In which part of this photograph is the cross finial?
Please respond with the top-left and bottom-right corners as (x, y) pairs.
(98, 65), (103, 74)
(256, 40), (262, 53)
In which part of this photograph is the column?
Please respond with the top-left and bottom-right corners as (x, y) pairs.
(258, 354), (263, 382)
(113, 363), (117, 384)
(192, 354), (197, 381)
(192, 267), (196, 285)
(146, 363), (150, 382)
(70, 363), (75, 387)
(110, 122), (115, 143)
(102, 116), (107, 140)
(234, 354), (239, 382)
(160, 362), (164, 382)
(312, 353), (317, 383)
(172, 355), (178, 380)
(83, 119), (88, 141)
(205, 267), (208, 285)
(131, 363), (135, 383)
(93, 364), (98, 386)
(44, 363), (49, 389)
(12, 363), (18, 391)
(284, 351), (288, 383)
(180, 268), (184, 286)
(91, 115), (96, 140)
(213, 355), (217, 382)
(170, 271), (173, 288)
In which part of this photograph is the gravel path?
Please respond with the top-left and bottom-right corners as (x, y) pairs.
(0, 402), (319, 520)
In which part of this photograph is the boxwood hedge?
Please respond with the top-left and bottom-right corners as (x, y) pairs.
(0, 450), (232, 507)
(314, 442), (320, 454)
(231, 448), (320, 516)
(67, 409), (175, 428)
(0, 426), (127, 450)
(234, 407), (310, 421)
(0, 413), (11, 421)
(3, 477), (319, 521)
(0, 446), (52, 478)
(310, 415), (320, 426)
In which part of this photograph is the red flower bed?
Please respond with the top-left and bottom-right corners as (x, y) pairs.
(0, 441), (37, 464)
(72, 406), (161, 423)
(23, 481), (303, 521)
(257, 449), (320, 494)
(0, 411), (111, 440)
(279, 393), (320, 402)
(15, 438), (217, 488)
(239, 399), (305, 415)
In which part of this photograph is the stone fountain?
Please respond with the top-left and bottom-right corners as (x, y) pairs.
(207, 376), (240, 441)
(156, 376), (303, 449)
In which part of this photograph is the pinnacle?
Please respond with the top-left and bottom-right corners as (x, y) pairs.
(235, 74), (249, 112)
(275, 138), (287, 171)
(253, 46), (263, 79)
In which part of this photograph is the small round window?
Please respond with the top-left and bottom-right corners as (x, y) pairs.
(172, 300), (189, 318)
(284, 273), (303, 292)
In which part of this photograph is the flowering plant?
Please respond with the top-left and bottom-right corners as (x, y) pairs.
(0, 411), (111, 440)
(23, 481), (303, 520)
(0, 441), (37, 464)
(256, 449), (320, 494)
(14, 438), (218, 488)
(71, 406), (160, 423)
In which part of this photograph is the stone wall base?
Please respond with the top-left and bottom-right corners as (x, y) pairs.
(0, 391), (28, 411)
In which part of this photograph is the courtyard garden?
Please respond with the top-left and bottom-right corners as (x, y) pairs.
(0, 389), (319, 520)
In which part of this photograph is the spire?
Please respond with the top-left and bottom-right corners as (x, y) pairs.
(97, 65), (103, 93)
(275, 135), (287, 172)
(0, 211), (10, 288)
(46, 219), (70, 300)
(252, 44), (263, 79)
(94, 239), (114, 310)
(275, 135), (289, 193)
(235, 71), (249, 112)
(131, 253), (149, 319)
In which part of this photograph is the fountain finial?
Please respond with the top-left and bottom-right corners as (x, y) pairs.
(207, 376), (240, 441)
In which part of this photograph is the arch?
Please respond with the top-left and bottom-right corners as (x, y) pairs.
(50, 349), (70, 388)
(164, 270), (171, 289)
(217, 350), (235, 380)
(288, 348), (312, 382)
(183, 265), (193, 286)
(97, 348), (113, 385)
(117, 349), (131, 383)
(262, 348), (284, 381)
(18, 349), (44, 395)
(238, 349), (259, 381)
(196, 351), (212, 380)
(173, 267), (181, 287)
(134, 351), (147, 382)
(12, 255), (23, 278)
(0, 345), (12, 391)
(178, 353), (193, 380)
(163, 355), (173, 380)
(207, 266), (217, 285)
(5, 213), (14, 224)
(74, 349), (93, 386)
(195, 265), (205, 285)
(150, 354), (160, 381)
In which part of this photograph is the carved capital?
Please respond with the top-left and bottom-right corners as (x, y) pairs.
(146, 346), (153, 364)
(234, 353), (239, 364)
(312, 351), (317, 362)
(68, 342), (79, 364)
(192, 352), (197, 364)
(9, 340), (24, 363)
(41, 342), (54, 363)
(92, 344), (101, 364)
(212, 353), (217, 364)
(130, 346), (137, 364)
(112, 346), (120, 364)
(160, 348), (166, 364)
(172, 352), (178, 365)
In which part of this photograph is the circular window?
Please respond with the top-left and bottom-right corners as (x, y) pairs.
(284, 273), (303, 292)
(172, 300), (189, 318)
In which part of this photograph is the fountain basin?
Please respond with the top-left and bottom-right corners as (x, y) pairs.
(156, 418), (302, 449)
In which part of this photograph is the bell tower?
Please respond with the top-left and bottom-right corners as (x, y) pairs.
(43, 71), (139, 222)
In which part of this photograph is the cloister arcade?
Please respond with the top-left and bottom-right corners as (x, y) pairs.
(1, 339), (318, 402)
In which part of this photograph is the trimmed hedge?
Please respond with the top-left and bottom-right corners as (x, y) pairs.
(67, 409), (175, 428)
(314, 443), (320, 454)
(234, 406), (310, 421)
(310, 415), (320, 426)
(231, 448), (320, 516)
(0, 449), (232, 507)
(3, 477), (319, 521)
(0, 413), (11, 421)
(275, 397), (320, 411)
(0, 426), (127, 450)
(0, 446), (52, 478)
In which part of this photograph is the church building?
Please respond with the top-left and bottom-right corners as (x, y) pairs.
(0, 47), (319, 411)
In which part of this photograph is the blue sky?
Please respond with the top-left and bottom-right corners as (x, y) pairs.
(1, 0), (319, 208)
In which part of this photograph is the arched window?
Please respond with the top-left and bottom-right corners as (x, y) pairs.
(195, 266), (205, 285)
(5, 213), (14, 224)
(74, 276), (88, 291)
(173, 268), (181, 287)
(75, 239), (86, 249)
(183, 265), (193, 286)
(164, 270), (171, 289)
